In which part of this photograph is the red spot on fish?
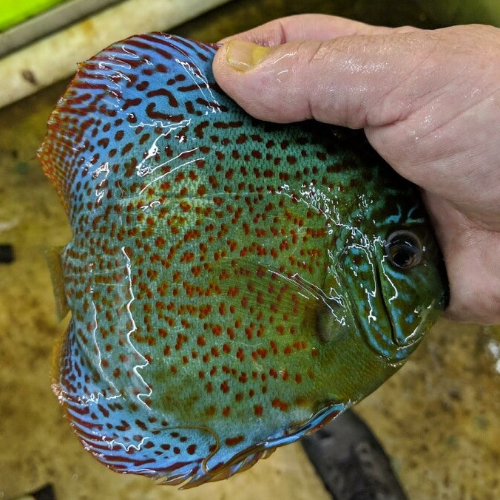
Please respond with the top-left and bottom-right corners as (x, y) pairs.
(225, 435), (244, 447)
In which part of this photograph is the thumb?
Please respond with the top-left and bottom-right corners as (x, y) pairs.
(212, 32), (433, 129)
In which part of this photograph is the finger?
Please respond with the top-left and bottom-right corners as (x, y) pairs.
(424, 193), (500, 324)
(212, 28), (433, 128)
(217, 14), (398, 45)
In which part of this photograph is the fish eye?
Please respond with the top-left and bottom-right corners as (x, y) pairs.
(384, 230), (422, 269)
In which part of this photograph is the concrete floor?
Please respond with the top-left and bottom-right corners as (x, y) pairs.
(1, 1), (500, 499)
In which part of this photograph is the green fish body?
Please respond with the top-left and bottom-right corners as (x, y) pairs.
(38, 33), (447, 487)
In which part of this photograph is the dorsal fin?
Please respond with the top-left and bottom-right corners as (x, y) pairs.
(37, 33), (220, 215)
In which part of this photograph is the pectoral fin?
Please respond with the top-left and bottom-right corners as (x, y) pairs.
(44, 246), (70, 321)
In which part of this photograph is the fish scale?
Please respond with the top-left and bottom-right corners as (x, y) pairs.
(38, 33), (447, 487)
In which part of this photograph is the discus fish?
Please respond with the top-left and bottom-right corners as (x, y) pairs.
(38, 33), (447, 487)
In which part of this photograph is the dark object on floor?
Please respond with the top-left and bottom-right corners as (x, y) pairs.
(32, 484), (56, 500)
(0, 244), (14, 264)
(302, 410), (408, 500)
(10, 484), (56, 500)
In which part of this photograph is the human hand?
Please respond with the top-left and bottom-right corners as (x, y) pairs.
(212, 14), (500, 324)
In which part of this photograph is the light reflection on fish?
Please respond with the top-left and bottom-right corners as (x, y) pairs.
(38, 33), (447, 487)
